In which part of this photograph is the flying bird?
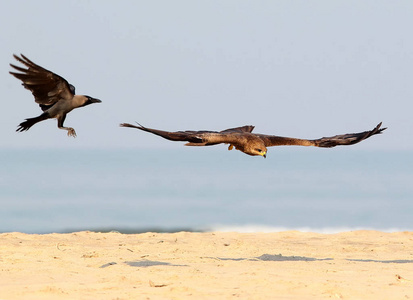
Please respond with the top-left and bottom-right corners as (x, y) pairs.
(9, 54), (102, 137)
(120, 122), (386, 158)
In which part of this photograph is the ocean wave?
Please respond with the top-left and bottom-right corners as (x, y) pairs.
(205, 224), (409, 234)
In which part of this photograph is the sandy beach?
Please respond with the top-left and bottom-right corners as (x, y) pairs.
(0, 230), (412, 299)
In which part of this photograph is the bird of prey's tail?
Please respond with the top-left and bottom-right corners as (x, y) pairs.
(16, 113), (49, 132)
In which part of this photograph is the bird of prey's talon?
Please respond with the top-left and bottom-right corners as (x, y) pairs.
(228, 144), (234, 150)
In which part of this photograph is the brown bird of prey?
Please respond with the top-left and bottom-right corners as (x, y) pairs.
(9, 54), (102, 137)
(120, 122), (386, 158)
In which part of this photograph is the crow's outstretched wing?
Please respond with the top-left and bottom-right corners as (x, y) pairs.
(9, 54), (74, 107)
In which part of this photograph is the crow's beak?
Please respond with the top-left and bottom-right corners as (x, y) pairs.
(91, 98), (102, 103)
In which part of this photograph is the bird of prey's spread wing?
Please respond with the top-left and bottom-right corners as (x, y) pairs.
(10, 54), (101, 137)
(9, 54), (74, 108)
(120, 122), (386, 158)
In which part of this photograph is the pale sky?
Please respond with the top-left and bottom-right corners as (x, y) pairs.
(1, 0), (412, 150)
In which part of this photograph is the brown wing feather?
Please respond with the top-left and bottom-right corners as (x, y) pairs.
(119, 123), (248, 147)
(184, 125), (255, 145)
(185, 132), (243, 147)
(256, 134), (315, 147)
(120, 123), (205, 143)
(185, 125), (255, 146)
(312, 122), (386, 147)
(9, 54), (74, 105)
(257, 122), (386, 148)
(220, 125), (255, 134)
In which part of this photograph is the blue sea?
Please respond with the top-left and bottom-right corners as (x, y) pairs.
(0, 148), (412, 234)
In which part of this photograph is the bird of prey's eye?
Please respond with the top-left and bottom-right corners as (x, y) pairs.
(256, 149), (262, 153)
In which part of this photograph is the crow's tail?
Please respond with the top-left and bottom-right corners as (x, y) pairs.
(16, 113), (49, 132)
